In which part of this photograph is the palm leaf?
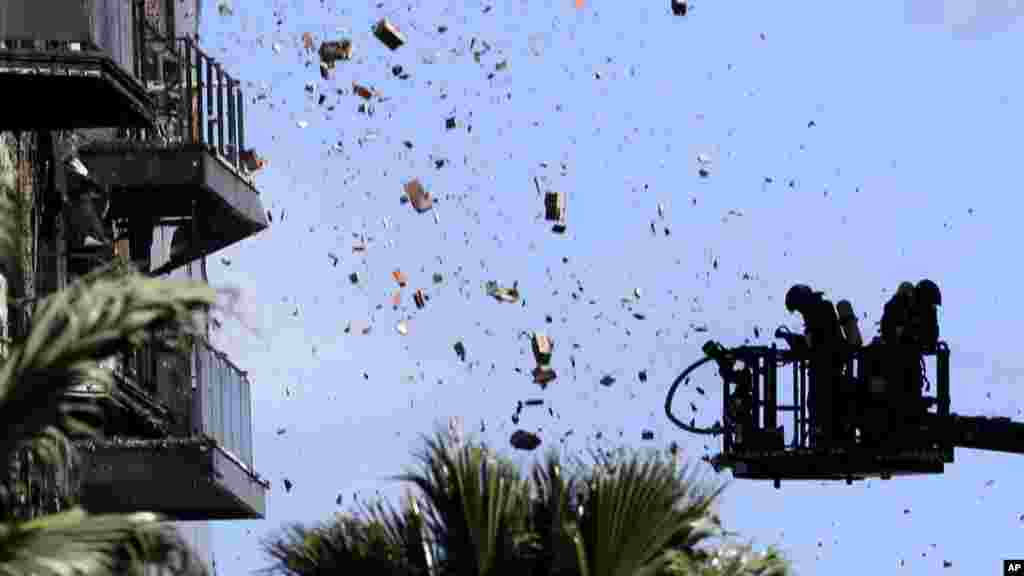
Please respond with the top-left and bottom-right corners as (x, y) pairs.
(574, 448), (726, 576)
(259, 514), (411, 576)
(0, 506), (207, 576)
(394, 428), (532, 576)
(0, 260), (215, 468)
(524, 450), (581, 576)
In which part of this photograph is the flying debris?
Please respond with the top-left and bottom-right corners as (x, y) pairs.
(510, 430), (542, 451)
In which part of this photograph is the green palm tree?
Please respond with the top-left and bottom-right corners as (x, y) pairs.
(260, 427), (792, 576)
(0, 182), (213, 575)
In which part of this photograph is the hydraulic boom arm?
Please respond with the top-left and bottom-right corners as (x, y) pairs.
(946, 414), (1024, 455)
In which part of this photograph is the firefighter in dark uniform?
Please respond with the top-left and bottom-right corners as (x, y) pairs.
(880, 281), (941, 446)
(785, 284), (845, 448)
(703, 341), (756, 449)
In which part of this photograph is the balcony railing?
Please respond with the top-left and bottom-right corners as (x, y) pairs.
(176, 36), (246, 171)
(194, 337), (253, 471)
(0, 0), (145, 77)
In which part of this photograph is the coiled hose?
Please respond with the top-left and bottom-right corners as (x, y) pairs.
(664, 354), (724, 436)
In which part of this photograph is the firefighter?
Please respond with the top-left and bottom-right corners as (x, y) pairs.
(910, 279), (941, 348)
(703, 341), (756, 448)
(880, 281), (928, 446)
(785, 284), (845, 447)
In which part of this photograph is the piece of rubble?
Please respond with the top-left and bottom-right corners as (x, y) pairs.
(432, 273), (444, 284)
(373, 18), (406, 50)
(319, 39), (352, 66)
(352, 83), (375, 100)
(396, 320), (408, 335)
(510, 430), (542, 451)
(446, 116), (457, 130)
(671, 0), (687, 16)
(533, 366), (557, 387)
(240, 149), (266, 172)
(348, 272), (359, 284)
(600, 374), (616, 387)
(486, 280), (519, 303)
(638, 370), (648, 382)
(531, 332), (553, 364)
(454, 341), (466, 362)
(302, 32), (315, 52)
(544, 191), (566, 233)
(392, 269), (408, 287)
(404, 179), (433, 212)
(413, 289), (426, 309)
(217, 0), (233, 16)
(524, 399), (544, 406)
(283, 478), (293, 492)
(641, 430), (654, 440)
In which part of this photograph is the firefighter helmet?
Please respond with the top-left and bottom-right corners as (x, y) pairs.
(785, 284), (815, 312)
(916, 279), (941, 307)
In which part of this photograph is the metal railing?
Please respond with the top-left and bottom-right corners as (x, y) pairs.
(194, 337), (253, 471)
(0, 0), (147, 83)
(175, 35), (246, 171)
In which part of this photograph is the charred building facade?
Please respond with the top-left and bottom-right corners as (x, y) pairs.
(0, 1), (269, 572)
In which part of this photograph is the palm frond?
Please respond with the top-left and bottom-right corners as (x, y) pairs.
(574, 448), (726, 576)
(259, 514), (411, 576)
(524, 449), (580, 576)
(0, 261), (215, 466)
(395, 428), (532, 576)
(358, 492), (432, 574)
(0, 506), (207, 576)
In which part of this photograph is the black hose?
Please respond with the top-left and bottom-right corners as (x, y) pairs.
(664, 354), (724, 436)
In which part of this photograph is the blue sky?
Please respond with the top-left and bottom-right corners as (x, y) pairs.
(196, 0), (1024, 573)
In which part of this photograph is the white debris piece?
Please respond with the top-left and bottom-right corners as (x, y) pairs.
(297, 120), (308, 129)
(396, 320), (408, 335)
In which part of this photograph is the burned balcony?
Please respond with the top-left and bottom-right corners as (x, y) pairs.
(0, 0), (154, 130)
(71, 335), (267, 521)
(77, 35), (268, 276)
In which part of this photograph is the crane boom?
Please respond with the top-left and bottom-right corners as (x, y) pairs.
(946, 414), (1024, 456)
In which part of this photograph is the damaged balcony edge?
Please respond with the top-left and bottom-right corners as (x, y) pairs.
(0, 50), (155, 129)
(73, 435), (267, 486)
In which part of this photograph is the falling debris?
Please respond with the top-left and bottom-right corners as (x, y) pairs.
(413, 289), (426, 309)
(524, 399), (544, 407)
(352, 83), (375, 100)
(404, 179), (433, 212)
(348, 272), (359, 284)
(671, 0), (688, 16)
(600, 374), (616, 387)
(638, 370), (648, 383)
(217, 0), (233, 16)
(432, 273), (444, 284)
(446, 116), (457, 130)
(486, 280), (520, 303)
(396, 320), (408, 335)
(454, 341), (466, 362)
(276, 427), (286, 435)
(533, 366), (557, 387)
(283, 478), (293, 493)
(544, 191), (567, 233)
(696, 153), (712, 178)
(641, 430), (655, 440)
(319, 39), (352, 67)
(510, 430), (542, 451)
(240, 149), (266, 172)
(374, 18), (406, 50)
(302, 32), (315, 52)
(328, 253), (339, 267)
(392, 269), (408, 287)
(531, 333), (553, 364)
